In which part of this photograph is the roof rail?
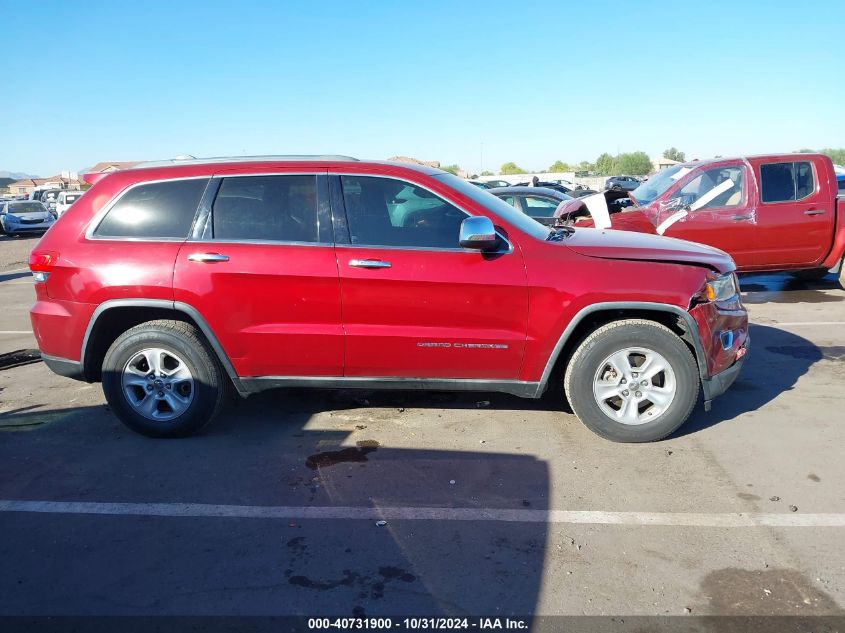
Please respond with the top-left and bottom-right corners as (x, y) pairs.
(130, 155), (359, 169)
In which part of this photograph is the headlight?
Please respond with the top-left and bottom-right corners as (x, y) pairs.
(704, 273), (738, 303)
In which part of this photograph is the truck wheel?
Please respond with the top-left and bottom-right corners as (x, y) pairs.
(564, 319), (699, 442)
(792, 268), (829, 281)
(101, 320), (226, 438)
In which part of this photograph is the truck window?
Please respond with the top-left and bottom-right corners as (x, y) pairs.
(760, 161), (815, 203)
(675, 166), (744, 211)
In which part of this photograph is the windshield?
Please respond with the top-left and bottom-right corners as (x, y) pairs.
(433, 173), (549, 240)
(10, 202), (46, 214)
(630, 165), (687, 205)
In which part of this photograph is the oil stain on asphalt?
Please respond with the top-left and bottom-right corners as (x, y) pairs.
(699, 568), (843, 615)
(306, 440), (380, 469)
(766, 345), (845, 362)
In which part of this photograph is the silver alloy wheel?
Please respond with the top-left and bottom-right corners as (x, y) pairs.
(592, 347), (677, 425)
(121, 348), (194, 421)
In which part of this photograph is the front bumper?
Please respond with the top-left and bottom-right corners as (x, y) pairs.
(2, 220), (52, 234)
(701, 334), (749, 402)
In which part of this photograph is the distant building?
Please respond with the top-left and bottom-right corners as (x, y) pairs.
(6, 175), (83, 198)
(85, 161), (140, 174)
(652, 157), (681, 172)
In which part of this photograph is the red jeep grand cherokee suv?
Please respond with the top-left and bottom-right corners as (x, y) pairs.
(29, 156), (749, 442)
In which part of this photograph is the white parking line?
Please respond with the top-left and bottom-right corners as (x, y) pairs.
(0, 268), (30, 274)
(771, 322), (845, 326)
(1, 500), (844, 527)
(0, 331), (33, 335)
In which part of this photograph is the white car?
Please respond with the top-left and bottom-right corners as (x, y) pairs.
(55, 190), (85, 216)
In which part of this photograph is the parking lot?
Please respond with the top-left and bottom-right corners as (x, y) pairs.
(1, 233), (844, 622)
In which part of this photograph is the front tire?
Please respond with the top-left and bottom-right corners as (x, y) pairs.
(564, 319), (699, 442)
(101, 320), (226, 437)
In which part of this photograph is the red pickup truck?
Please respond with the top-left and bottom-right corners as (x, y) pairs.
(561, 153), (845, 284)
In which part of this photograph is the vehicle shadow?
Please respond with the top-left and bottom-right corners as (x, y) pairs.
(0, 233), (43, 244)
(0, 271), (31, 283)
(0, 398), (549, 617)
(739, 271), (843, 303)
(676, 323), (825, 437)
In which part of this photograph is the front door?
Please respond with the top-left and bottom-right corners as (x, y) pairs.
(658, 162), (757, 269)
(173, 172), (344, 378)
(332, 174), (529, 380)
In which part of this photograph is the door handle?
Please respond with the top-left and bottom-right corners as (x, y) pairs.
(187, 252), (229, 263)
(804, 209), (825, 216)
(731, 214), (752, 221)
(349, 259), (392, 269)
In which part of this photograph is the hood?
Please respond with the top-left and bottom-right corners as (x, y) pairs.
(563, 227), (735, 274)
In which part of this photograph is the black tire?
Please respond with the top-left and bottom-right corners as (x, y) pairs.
(101, 319), (226, 437)
(792, 268), (829, 281)
(564, 319), (699, 442)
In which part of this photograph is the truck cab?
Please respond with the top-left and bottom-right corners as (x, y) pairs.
(567, 154), (845, 282)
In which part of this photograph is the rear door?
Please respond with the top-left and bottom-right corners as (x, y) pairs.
(331, 174), (529, 380)
(751, 158), (835, 266)
(173, 172), (343, 378)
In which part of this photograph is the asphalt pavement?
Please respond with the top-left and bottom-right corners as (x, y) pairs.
(1, 233), (844, 627)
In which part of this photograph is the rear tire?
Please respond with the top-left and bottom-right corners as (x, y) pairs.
(101, 320), (226, 437)
(564, 319), (699, 442)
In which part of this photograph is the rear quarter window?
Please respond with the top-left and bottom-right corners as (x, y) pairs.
(93, 178), (209, 239)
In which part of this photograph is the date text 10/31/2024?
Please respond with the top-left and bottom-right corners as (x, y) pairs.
(307, 617), (529, 630)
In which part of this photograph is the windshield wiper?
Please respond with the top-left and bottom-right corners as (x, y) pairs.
(546, 226), (575, 241)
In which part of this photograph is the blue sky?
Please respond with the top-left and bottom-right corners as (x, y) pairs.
(2, 0), (843, 176)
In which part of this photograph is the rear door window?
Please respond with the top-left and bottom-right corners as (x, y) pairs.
(94, 178), (209, 239)
(760, 161), (815, 203)
(210, 175), (319, 242)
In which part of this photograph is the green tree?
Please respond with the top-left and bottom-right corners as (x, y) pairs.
(616, 151), (653, 176)
(547, 160), (571, 172)
(796, 148), (845, 164)
(440, 164), (461, 175)
(480, 170), (494, 176)
(576, 160), (593, 173)
(500, 162), (527, 175)
(818, 148), (845, 165)
(662, 147), (685, 162)
(594, 152), (616, 176)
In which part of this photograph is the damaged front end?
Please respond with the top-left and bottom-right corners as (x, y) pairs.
(688, 272), (749, 408)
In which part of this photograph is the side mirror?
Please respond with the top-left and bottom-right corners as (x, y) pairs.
(459, 216), (499, 251)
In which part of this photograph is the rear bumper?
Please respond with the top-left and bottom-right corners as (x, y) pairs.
(41, 353), (86, 381)
(701, 335), (749, 402)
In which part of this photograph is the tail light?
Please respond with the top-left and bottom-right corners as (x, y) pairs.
(29, 250), (59, 282)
